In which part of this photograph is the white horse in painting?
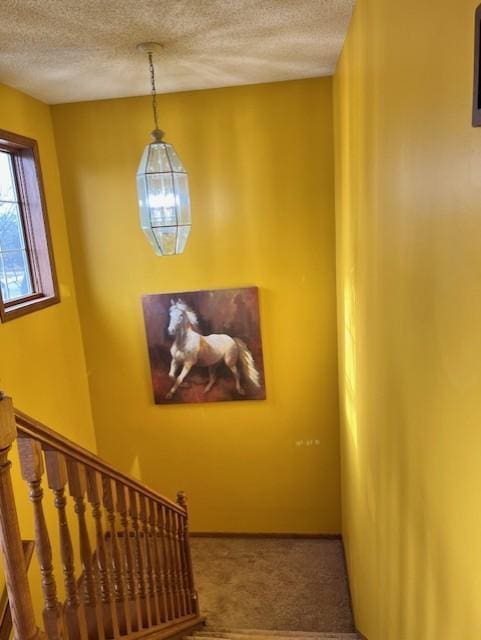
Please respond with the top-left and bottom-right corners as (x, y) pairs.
(166, 299), (261, 399)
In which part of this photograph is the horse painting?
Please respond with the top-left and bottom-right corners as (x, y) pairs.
(142, 287), (266, 404)
(166, 299), (260, 399)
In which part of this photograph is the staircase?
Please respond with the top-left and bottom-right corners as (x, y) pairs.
(187, 628), (361, 640)
(0, 395), (360, 640)
(0, 395), (202, 640)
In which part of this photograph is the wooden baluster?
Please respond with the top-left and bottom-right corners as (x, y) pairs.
(159, 504), (177, 620)
(44, 449), (87, 640)
(168, 507), (187, 617)
(167, 508), (182, 619)
(18, 437), (63, 639)
(67, 459), (105, 640)
(129, 489), (151, 628)
(140, 496), (160, 626)
(175, 512), (191, 616)
(174, 493), (192, 616)
(0, 396), (44, 640)
(172, 510), (188, 617)
(176, 492), (199, 616)
(102, 475), (129, 635)
(150, 500), (168, 623)
(86, 467), (119, 639)
(116, 481), (141, 633)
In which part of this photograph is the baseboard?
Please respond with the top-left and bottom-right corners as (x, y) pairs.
(189, 531), (342, 539)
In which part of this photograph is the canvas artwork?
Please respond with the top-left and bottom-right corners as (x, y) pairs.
(142, 287), (266, 404)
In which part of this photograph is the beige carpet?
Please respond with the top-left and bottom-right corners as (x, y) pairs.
(189, 537), (356, 634)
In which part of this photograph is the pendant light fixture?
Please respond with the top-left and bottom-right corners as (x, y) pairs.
(136, 42), (191, 256)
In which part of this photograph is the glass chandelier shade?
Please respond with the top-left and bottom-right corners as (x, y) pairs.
(136, 44), (191, 256)
(137, 131), (191, 256)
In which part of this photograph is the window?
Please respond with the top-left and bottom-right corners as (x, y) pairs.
(0, 129), (59, 321)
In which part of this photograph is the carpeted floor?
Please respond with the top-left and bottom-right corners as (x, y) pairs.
(189, 537), (356, 634)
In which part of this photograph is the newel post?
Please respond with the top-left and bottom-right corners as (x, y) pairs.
(0, 394), (43, 640)
(176, 491), (199, 616)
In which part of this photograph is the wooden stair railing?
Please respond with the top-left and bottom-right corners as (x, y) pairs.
(0, 394), (202, 640)
(0, 540), (35, 640)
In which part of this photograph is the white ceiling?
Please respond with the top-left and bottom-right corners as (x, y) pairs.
(0, 0), (354, 105)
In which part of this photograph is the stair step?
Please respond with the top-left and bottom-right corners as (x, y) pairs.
(191, 636), (359, 640)
(200, 631), (358, 638)
(192, 631), (360, 640)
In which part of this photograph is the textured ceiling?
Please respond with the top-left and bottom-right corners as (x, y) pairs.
(0, 0), (354, 105)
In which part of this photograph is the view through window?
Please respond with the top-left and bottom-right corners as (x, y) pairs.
(0, 129), (59, 321)
(0, 150), (34, 302)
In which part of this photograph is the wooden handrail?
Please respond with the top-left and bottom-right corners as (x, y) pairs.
(14, 408), (185, 515)
(0, 395), (201, 640)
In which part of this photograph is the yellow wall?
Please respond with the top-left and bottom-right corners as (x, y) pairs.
(0, 83), (96, 446)
(334, 0), (481, 637)
(52, 78), (341, 533)
(0, 82), (97, 621)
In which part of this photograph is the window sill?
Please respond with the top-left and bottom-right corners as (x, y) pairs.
(0, 293), (60, 322)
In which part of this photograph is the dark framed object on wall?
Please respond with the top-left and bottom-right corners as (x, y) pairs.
(142, 286), (266, 405)
(473, 4), (481, 126)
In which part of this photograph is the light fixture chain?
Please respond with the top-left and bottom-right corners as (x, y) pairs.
(148, 51), (160, 132)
